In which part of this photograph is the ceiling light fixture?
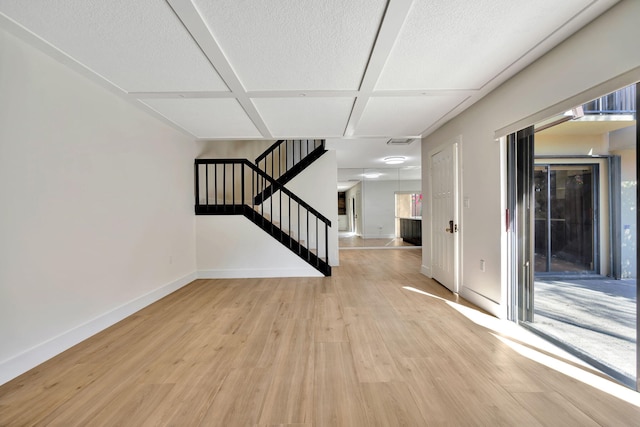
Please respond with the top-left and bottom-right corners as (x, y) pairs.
(363, 172), (381, 179)
(384, 156), (406, 165)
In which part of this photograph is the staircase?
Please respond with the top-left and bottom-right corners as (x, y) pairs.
(194, 140), (331, 276)
(254, 139), (327, 204)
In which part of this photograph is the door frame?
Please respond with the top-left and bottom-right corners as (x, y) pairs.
(506, 126), (535, 322)
(427, 136), (462, 294)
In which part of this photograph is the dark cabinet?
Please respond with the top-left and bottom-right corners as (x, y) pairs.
(400, 218), (421, 246)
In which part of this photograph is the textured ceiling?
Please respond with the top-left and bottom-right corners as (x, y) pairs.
(0, 0), (620, 148)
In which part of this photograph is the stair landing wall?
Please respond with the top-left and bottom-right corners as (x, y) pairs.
(196, 215), (323, 278)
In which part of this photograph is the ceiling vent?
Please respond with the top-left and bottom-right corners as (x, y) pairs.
(386, 138), (414, 146)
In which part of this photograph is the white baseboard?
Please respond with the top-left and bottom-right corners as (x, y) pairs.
(0, 272), (197, 386)
(198, 268), (323, 279)
(459, 286), (502, 318)
(362, 233), (396, 239)
(421, 264), (431, 277)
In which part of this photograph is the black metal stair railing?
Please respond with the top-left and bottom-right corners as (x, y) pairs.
(254, 139), (326, 204)
(194, 158), (331, 276)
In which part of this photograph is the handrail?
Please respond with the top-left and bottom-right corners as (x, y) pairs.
(194, 158), (331, 226)
(255, 139), (285, 163)
(254, 139), (325, 183)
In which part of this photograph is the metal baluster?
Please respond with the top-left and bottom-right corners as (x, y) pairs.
(241, 163), (245, 208)
(297, 203), (301, 254)
(289, 195), (292, 248)
(325, 222), (329, 264)
(194, 163), (200, 211)
(205, 164), (209, 209)
(316, 216), (319, 267)
(307, 208), (311, 261)
(260, 174), (264, 225)
(279, 188), (282, 241)
(223, 164), (226, 209)
(278, 143), (281, 180)
(214, 164), (218, 206)
(232, 163), (235, 207)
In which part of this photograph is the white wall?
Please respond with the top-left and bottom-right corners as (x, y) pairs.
(0, 27), (197, 384)
(197, 139), (274, 161)
(611, 124), (637, 278)
(535, 133), (609, 156)
(421, 0), (640, 317)
(362, 179), (421, 238)
(196, 216), (322, 277)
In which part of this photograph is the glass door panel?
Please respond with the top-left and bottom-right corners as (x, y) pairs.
(550, 166), (595, 272)
(534, 164), (597, 274)
(534, 166), (549, 273)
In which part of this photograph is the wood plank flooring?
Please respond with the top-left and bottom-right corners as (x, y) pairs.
(1, 249), (639, 426)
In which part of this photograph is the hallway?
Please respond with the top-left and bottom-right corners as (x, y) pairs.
(1, 249), (639, 425)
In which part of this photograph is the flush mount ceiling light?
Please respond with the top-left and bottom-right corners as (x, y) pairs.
(363, 172), (381, 179)
(384, 156), (406, 165)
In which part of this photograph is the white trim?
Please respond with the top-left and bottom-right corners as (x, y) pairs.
(340, 246), (420, 251)
(0, 272), (198, 386)
(362, 233), (397, 239)
(460, 286), (503, 319)
(166, 0), (272, 138)
(421, 264), (431, 277)
(198, 268), (322, 279)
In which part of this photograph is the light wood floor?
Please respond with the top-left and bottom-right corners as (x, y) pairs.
(1, 249), (639, 426)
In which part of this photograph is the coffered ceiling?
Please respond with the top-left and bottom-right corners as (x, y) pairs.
(0, 0), (619, 141)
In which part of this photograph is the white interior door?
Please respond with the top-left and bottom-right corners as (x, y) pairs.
(355, 191), (363, 236)
(431, 143), (459, 293)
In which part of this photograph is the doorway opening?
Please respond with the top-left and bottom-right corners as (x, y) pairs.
(534, 164), (598, 275)
(508, 83), (638, 389)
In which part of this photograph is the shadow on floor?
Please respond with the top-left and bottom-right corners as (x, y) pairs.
(528, 276), (637, 387)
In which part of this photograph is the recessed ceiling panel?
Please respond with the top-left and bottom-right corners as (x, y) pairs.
(0, 0), (228, 92)
(194, 0), (387, 91)
(142, 98), (261, 138)
(376, 0), (592, 90)
(327, 138), (421, 168)
(355, 95), (468, 136)
(252, 98), (354, 137)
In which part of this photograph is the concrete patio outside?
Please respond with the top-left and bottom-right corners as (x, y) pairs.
(530, 277), (637, 388)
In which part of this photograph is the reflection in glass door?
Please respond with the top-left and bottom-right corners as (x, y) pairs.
(534, 164), (598, 274)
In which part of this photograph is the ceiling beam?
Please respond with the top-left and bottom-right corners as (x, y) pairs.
(166, 0), (273, 138)
(344, 0), (415, 137)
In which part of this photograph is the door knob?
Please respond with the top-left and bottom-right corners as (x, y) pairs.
(445, 220), (458, 233)
(445, 220), (454, 233)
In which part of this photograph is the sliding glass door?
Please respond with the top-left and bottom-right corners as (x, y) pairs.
(534, 164), (598, 274)
(508, 83), (638, 390)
